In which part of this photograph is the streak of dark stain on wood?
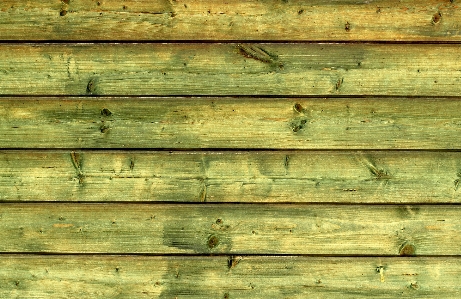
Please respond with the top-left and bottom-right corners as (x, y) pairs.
(237, 44), (283, 68)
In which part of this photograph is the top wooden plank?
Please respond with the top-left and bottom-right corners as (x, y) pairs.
(0, 0), (461, 41)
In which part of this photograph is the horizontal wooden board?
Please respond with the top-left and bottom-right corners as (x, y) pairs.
(1, 1), (461, 41)
(1, 255), (460, 298)
(0, 203), (459, 255)
(2, 98), (461, 149)
(3, 151), (461, 203)
(0, 44), (460, 96)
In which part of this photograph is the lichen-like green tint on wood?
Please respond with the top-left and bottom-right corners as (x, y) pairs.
(0, 1), (460, 41)
(0, 204), (459, 255)
(1, 256), (460, 298)
(2, 98), (461, 149)
(0, 44), (460, 96)
(2, 151), (461, 203)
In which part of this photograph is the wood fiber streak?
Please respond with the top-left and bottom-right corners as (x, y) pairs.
(0, 204), (459, 255)
(2, 98), (461, 149)
(1, 256), (460, 298)
(2, 151), (461, 203)
(0, 44), (460, 96)
(0, 0), (460, 41)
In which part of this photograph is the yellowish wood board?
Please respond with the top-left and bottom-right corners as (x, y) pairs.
(1, 98), (461, 149)
(2, 151), (461, 203)
(0, 44), (460, 96)
(0, 0), (460, 41)
(0, 203), (458, 255)
(1, 255), (460, 298)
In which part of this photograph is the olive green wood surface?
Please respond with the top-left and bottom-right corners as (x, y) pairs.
(0, 203), (458, 255)
(2, 98), (461, 149)
(0, 44), (460, 96)
(2, 151), (461, 203)
(1, 255), (460, 298)
(1, 0), (460, 41)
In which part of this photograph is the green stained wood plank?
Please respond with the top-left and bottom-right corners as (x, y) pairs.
(1, 255), (460, 298)
(2, 151), (461, 203)
(1, 1), (461, 41)
(0, 44), (460, 96)
(0, 203), (459, 255)
(1, 98), (461, 149)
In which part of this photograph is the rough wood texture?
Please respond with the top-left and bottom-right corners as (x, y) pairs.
(1, 1), (460, 41)
(2, 98), (461, 149)
(0, 204), (459, 255)
(3, 151), (461, 203)
(1, 255), (460, 298)
(0, 44), (460, 96)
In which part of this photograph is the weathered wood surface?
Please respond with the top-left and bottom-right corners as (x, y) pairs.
(1, 255), (460, 298)
(1, 1), (460, 41)
(2, 98), (461, 149)
(1, 44), (461, 96)
(3, 151), (461, 203)
(0, 203), (459, 255)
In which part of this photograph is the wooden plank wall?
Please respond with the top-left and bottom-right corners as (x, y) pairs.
(1, 0), (461, 298)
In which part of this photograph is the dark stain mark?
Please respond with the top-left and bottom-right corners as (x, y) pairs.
(410, 282), (420, 290)
(100, 123), (110, 133)
(397, 205), (421, 218)
(224, 293), (229, 299)
(335, 77), (344, 91)
(101, 108), (112, 116)
(115, 267), (120, 272)
(86, 78), (98, 94)
(198, 179), (207, 202)
(237, 44), (283, 68)
(432, 12), (442, 24)
(399, 242), (416, 256)
(342, 188), (357, 192)
(62, 0), (70, 3)
(216, 218), (223, 225)
(298, 9), (304, 14)
(123, 5), (127, 10)
(97, 1), (101, 6)
(130, 159), (135, 170)
(367, 163), (391, 180)
(208, 235), (219, 249)
(376, 7), (381, 13)
(291, 118), (308, 132)
(454, 172), (461, 191)
(284, 155), (290, 170)
(70, 151), (84, 185)
(60, 10), (67, 16)
(228, 256), (242, 269)
(345, 21), (351, 31)
(293, 103), (304, 113)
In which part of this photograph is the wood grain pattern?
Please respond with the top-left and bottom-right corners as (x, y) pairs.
(1, 255), (460, 298)
(1, 0), (460, 41)
(0, 44), (460, 96)
(0, 203), (459, 255)
(2, 98), (461, 149)
(2, 150), (461, 203)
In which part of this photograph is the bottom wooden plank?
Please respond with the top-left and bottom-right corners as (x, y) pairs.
(1, 255), (460, 298)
